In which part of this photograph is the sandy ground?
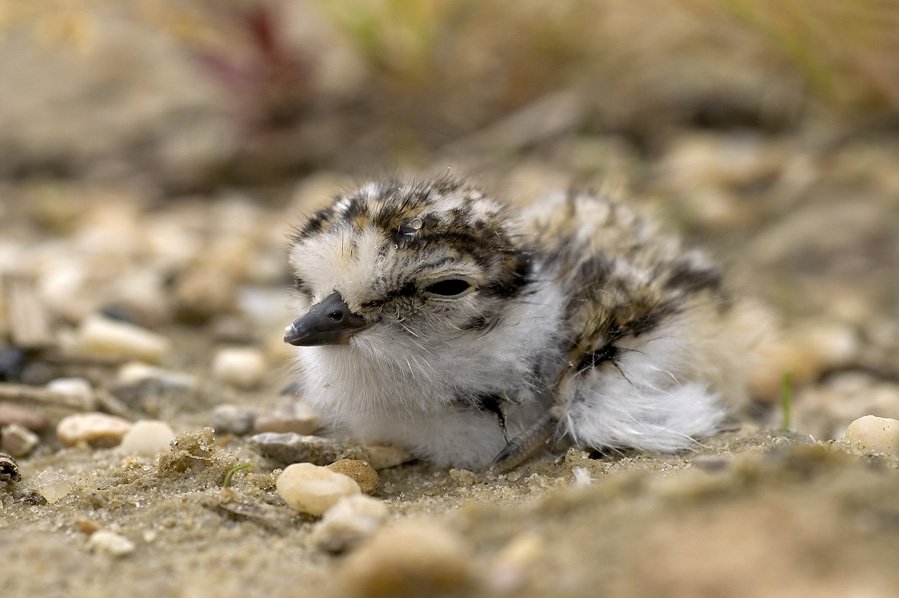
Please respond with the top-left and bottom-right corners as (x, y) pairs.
(4, 424), (899, 597)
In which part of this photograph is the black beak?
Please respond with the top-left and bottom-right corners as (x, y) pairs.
(284, 291), (370, 346)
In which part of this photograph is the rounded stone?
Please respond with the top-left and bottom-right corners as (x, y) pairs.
(56, 412), (133, 448)
(311, 494), (389, 553)
(119, 420), (176, 456)
(117, 362), (196, 390)
(327, 459), (380, 495)
(212, 347), (267, 390)
(276, 462), (361, 516)
(843, 415), (899, 455)
(248, 432), (365, 466)
(1, 423), (40, 457)
(338, 521), (476, 598)
(71, 315), (170, 363)
(86, 530), (136, 557)
(361, 444), (414, 470)
(46, 377), (94, 403)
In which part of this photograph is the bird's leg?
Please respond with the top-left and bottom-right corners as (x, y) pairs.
(490, 369), (570, 472)
(478, 394), (510, 444)
(489, 410), (558, 473)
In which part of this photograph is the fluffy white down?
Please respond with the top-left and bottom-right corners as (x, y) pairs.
(295, 280), (565, 469)
(561, 312), (728, 452)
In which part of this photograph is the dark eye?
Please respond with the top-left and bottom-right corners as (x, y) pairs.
(423, 279), (472, 297)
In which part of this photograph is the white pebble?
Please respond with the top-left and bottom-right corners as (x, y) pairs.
(276, 462), (360, 516)
(87, 530), (135, 557)
(119, 420), (176, 456)
(57, 412), (132, 448)
(33, 470), (75, 503)
(311, 494), (389, 553)
(843, 415), (899, 455)
(46, 377), (94, 404)
(212, 347), (266, 389)
(117, 362), (196, 389)
(71, 315), (169, 363)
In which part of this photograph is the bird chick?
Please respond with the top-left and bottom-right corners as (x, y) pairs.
(285, 177), (758, 470)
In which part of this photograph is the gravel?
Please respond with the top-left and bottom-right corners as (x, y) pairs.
(842, 415), (899, 455)
(119, 420), (176, 456)
(276, 462), (361, 516)
(56, 412), (133, 448)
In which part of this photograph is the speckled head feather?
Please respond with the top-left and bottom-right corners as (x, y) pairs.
(289, 177), (535, 335)
(285, 177), (760, 469)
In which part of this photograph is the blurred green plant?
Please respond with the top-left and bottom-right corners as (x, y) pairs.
(780, 371), (794, 431)
(222, 462), (252, 488)
(317, 0), (461, 87)
(690, 0), (899, 113)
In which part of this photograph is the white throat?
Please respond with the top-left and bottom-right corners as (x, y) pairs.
(294, 275), (565, 466)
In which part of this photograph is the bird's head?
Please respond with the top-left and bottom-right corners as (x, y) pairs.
(284, 178), (534, 351)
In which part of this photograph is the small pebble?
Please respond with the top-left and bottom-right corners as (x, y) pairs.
(117, 362), (196, 390)
(338, 521), (476, 598)
(253, 400), (321, 435)
(212, 347), (266, 390)
(311, 494), (389, 553)
(276, 462), (361, 516)
(0, 347), (27, 381)
(1, 423), (40, 457)
(76, 520), (102, 535)
(361, 444), (414, 470)
(0, 402), (48, 431)
(33, 469), (74, 503)
(842, 415), (899, 455)
(86, 530), (135, 557)
(56, 412), (133, 448)
(46, 377), (94, 404)
(212, 404), (256, 435)
(70, 315), (169, 363)
(327, 459), (380, 495)
(119, 420), (176, 456)
(248, 432), (363, 466)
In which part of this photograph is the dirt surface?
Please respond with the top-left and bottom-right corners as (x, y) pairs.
(4, 425), (899, 597)
(2, 2), (899, 597)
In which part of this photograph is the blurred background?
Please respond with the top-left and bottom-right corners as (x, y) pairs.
(0, 0), (898, 437)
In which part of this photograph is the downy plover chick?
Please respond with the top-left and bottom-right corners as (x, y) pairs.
(285, 177), (757, 470)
